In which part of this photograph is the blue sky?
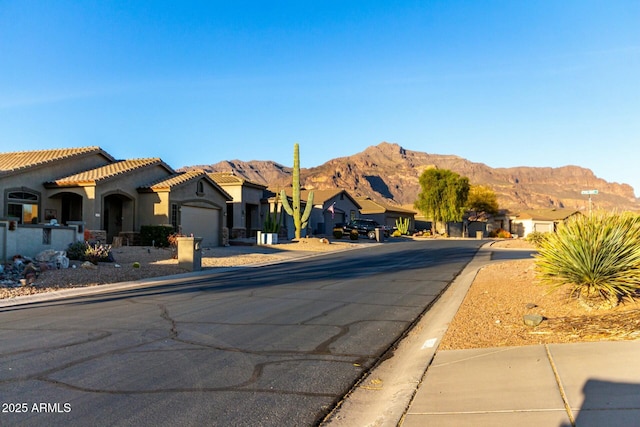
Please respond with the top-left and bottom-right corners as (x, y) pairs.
(1, 1), (639, 197)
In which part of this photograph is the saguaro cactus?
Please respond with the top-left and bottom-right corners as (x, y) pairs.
(280, 143), (314, 239)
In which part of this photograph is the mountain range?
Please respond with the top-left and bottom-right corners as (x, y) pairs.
(182, 142), (639, 213)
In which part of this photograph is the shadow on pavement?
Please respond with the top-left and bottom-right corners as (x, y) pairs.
(561, 378), (640, 427)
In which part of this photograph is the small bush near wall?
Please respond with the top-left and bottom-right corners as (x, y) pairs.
(333, 229), (343, 239)
(140, 225), (175, 247)
(67, 241), (113, 264)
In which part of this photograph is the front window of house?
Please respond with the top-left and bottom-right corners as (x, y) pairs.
(6, 190), (40, 224)
(171, 203), (179, 230)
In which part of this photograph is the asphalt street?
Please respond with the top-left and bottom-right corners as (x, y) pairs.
(0, 239), (483, 426)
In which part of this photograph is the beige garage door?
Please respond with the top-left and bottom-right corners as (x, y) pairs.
(534, 222), (553, 233)
(180, 206), (220, 247)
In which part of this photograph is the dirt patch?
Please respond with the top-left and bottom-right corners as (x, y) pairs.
(489, 238), (535, 249)
(440, 248), (640, 350)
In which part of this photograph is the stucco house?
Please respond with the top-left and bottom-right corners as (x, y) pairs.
(510, 209), (581, 237)
(209, 172), (268, 239)
(356, 197), (416, 230)
(0, 147), (231, 257)
(137, 171), (232, 247)
(308, 189), (362, 235)
(278, 188), (362, 237)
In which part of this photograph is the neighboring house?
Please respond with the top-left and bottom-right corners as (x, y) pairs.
(465, 209), (512, 238)
(0, 147), (231, 257)
(278, 188), (362, 236)
(1, 147), (115, 226)
(138, 171), (232, 247)
(510, 209), (581, 237)
(209, 172), (267, 239)
(356, 197), (416, 231)
(308, 189), (362, 235)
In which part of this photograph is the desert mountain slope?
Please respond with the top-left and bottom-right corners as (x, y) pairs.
(182, 142), (639, 212)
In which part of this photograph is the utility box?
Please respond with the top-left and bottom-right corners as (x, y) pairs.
(177, 237), (203, 271)
(375, 227), (383, 242)
(476, 230), (484, 239)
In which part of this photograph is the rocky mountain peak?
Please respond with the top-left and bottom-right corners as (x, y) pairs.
(180, 143), (639, 213)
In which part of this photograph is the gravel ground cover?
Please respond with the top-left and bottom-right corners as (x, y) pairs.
(0, 238), (357, 300)
(440, 239), (640, 349)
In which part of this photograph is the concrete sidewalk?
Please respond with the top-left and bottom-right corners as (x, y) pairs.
(401, 340), (640, 427)
(399, 245), (640, 427)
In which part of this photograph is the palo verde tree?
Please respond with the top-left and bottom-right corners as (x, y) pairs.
(414, 168), (470, 234)
(466, 185), (499, 218)
(280, 143), (314, 239)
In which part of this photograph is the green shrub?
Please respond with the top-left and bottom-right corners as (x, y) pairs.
(67, 241), (88, 261)
(349, 229), (359, 240)
(535, 211), (640, 306)
(333, 229), (343, 239)
(67, 241), (113, 264)
(140, 225), (175, 247)
(526, 231), (549, 247)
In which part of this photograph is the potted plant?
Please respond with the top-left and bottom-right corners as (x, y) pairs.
(261, 203), (281, 245)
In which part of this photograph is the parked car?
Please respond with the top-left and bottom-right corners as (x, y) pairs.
(342, 219), (389, 239)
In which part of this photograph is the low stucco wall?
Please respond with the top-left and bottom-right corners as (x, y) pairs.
(1, 221), (83, 261)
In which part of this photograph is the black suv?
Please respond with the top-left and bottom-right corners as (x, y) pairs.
(342, 219), (388, 239)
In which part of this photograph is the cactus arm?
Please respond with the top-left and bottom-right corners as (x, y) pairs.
(280, 190), (294, 216)
(301, 191), (314, 227)
(300, 192), (314, 230)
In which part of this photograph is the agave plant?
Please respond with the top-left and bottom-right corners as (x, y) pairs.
(535, 211), (640, 307)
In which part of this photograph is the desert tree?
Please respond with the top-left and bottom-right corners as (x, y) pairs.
(466, 185), (499, 218)
(414, 168), (470, 234)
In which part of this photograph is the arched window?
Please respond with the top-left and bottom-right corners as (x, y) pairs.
(6, 190), (40, 224)
(196, 180), (205, 196)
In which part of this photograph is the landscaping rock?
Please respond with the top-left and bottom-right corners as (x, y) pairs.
(523, 314), (544, 327)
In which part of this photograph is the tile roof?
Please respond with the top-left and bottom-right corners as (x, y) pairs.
(139, 171), (233, 200)
(278, 188), (361, 206)
(141, 171), (207, 190)
(0, 146), (114, 176)
(47, 158), (173, 186)
(356, 197), (417, 215)
(208, 172), (267, 189)
(512, 209), (581, 221)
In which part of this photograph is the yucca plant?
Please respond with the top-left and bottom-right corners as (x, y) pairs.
(535, 211), (640, 307)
